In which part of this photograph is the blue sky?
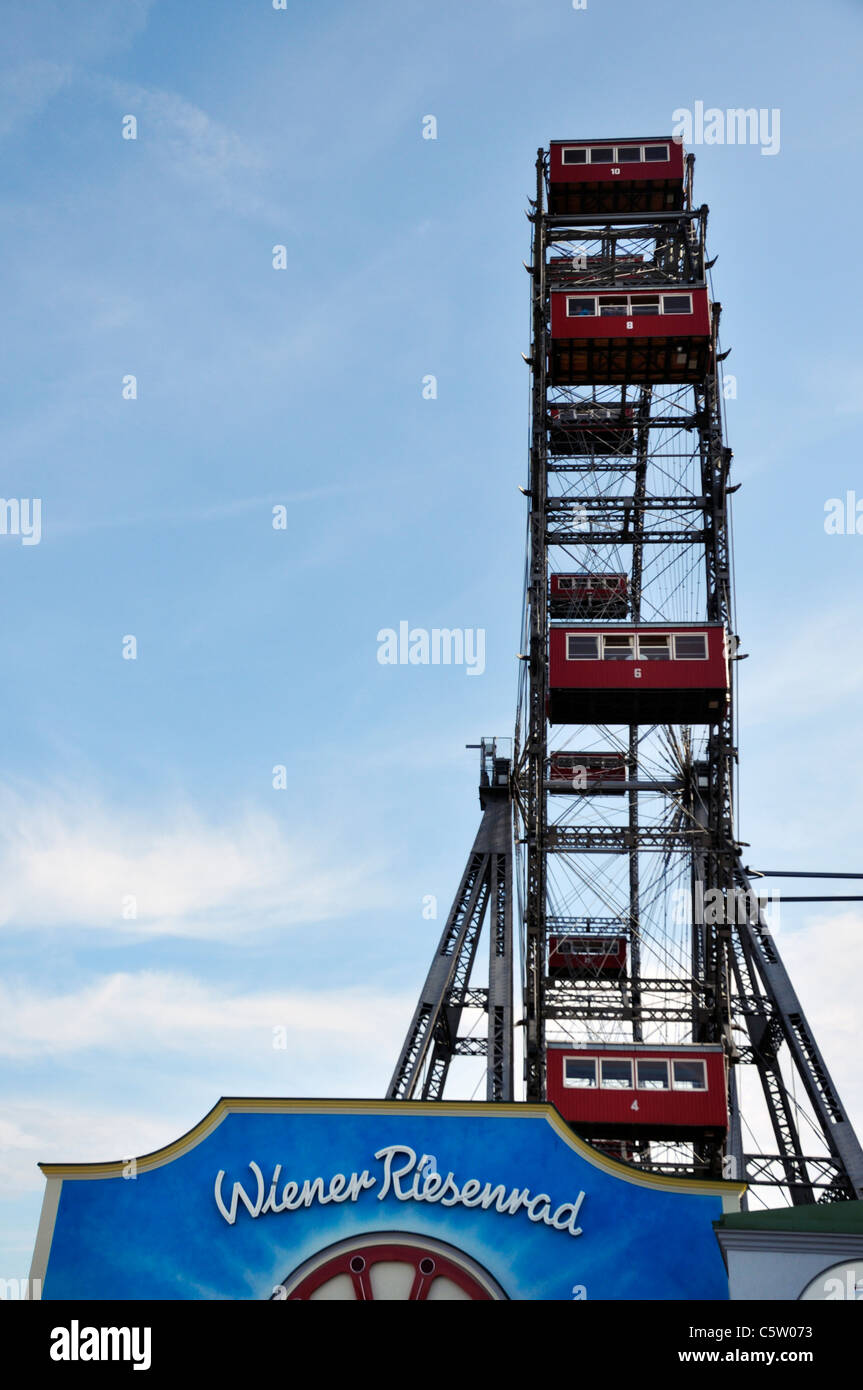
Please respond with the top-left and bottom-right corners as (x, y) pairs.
(2, 0), (863, 1280)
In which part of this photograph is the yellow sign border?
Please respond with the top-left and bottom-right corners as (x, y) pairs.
(40, 1096), (744, 1211)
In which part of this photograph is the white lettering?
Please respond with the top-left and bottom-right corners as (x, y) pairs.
(214, 1162), (265, 1225)
(213, 1147), (586, 1238)
(375, 1143), (417, 1199)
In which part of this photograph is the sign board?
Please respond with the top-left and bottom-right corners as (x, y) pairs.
(31, 1099), (742, 1301)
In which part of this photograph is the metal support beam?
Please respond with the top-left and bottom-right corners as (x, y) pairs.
(732, 858), (863, 1200)
(386, 747), (514, 1103)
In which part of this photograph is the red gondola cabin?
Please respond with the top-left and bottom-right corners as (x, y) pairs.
(548, 751), (626, 792)
(548, 402), (634, 455)
(550, 287), (711, 385)
(548, 138), (684, 216)
(548, 623), (730, 724)
(547, 1042), (728, 1141)
(550, 573), (628, 619)
(547, 934), (627, 976)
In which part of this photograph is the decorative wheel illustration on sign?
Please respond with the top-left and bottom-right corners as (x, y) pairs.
(274, 1232), (507, 1300)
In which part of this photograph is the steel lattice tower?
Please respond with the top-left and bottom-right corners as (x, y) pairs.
(390, 140), (863, 1208)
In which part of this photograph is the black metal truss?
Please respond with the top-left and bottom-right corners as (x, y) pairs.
(546, 491), (711, 547)
(545, 211), (706, 283)
(548, 528), (706, 546)
(545, 825), (709, 852)
(387, 747), (513, 1103)
(729, 857), (863, 1200)
(546, 412), (704, 431)
(548, 495), (711, 511)
(545, 1003), (699, 1025)
(546, 779), (683, 794)
(631, 1157), (846, 1190)
(741, 1154), (855, 1193)
(523, 150), (550, 1103)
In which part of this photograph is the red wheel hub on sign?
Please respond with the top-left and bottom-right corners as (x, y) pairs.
(277, 1234), (505, 1300)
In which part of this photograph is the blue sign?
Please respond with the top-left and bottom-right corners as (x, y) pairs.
(31, 1099), (742, 1300)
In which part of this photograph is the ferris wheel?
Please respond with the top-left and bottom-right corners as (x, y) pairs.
(388, 138), (863, 1211)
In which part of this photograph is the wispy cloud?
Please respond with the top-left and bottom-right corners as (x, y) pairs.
(0, 971), (410, 1060)
(779, 912), (863, 1102)
(0, 1102), (178, 1194)
(739, 601), (863, 726)
(0, 2), (157, 139)
(721, 914), (863, 1185)
(0, 972), (412, 1192)
(94, 75), (273, 215)
(46, 484), (372, 538)
(0, 784), (390, 938)
(0, 60), (72, 138)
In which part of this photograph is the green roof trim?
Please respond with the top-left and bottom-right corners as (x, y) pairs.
(715, 1200), (863, 1235)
